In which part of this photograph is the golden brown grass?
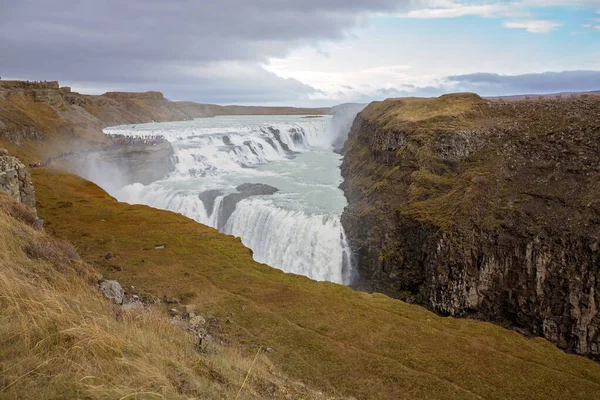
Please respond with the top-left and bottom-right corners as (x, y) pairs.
(0, 95), (63, 134)
(30, 169), (600, 400)
(0, 193), (331, 400)
(360, 93), (486, 132)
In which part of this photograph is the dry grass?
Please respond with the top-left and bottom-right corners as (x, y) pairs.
(29, 169), (600, 400)
(0, 192), (331, 400)
(0, 199), (40, 229)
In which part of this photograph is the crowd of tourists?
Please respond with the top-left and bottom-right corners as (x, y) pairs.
(106, 134), (166, 146)
(28, 134), (166, 168)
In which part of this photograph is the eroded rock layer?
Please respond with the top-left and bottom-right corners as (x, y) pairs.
(341, 93), (600, 359)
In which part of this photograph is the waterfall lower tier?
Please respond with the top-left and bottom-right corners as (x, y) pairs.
(225, 199), (353, 284)
(118, 184), (354, 285)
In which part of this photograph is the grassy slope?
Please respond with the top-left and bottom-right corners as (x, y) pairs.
(31, 169), (600, 400)
(0, 192), (329, 400)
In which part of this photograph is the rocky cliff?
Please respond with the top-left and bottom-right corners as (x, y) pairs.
(341, 93), (600, 359)
(0, 148), (36, 209)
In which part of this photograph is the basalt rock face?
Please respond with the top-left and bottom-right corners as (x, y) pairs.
(0, 148), (36, 210)
(341, 93), (600, 359)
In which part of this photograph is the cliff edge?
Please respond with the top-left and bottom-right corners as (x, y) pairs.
(341, 93), (600, 359)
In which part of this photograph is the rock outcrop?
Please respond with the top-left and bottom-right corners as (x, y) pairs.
(341, 93), (600, 359)
(218, 183), (279, 230)
(0, 148), (36, 209)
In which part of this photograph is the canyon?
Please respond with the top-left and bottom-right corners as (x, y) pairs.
(3, 81), (600, 399)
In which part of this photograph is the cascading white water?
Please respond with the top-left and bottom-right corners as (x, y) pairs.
(103, 115), (356, 285)
(225, 199), (353, 283)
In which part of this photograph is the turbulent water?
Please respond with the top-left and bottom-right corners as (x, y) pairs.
(103, 115), (356, 284)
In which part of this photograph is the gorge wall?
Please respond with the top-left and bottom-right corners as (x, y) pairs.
(341, 93), (600, 359)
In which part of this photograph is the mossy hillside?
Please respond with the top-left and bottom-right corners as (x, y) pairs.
(0, 94), (111, 166)
(340, 94), (600, 356)
(0, 192), (328, 400)
(32, 169), (600, 400)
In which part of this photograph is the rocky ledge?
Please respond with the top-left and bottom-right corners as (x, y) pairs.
(0, 148), (36, 210)
(341, 93), (600, 359)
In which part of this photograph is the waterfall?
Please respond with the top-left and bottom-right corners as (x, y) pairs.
(225, 199), (354, 284)
(105, 115), (355, 285)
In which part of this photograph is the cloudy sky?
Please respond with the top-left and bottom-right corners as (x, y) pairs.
(1, 0), (599, 106)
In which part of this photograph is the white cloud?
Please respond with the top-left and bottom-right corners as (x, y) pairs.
(396, 3), (525, 19)
(583, 17), (600, 29)
(396, 1), (600, 20)
(503, 19), (561, 33)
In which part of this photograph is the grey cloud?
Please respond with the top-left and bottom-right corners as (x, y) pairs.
(345, 70), (600, 106)
(0, 0), (411, 103)
(447, 71), (600, 95)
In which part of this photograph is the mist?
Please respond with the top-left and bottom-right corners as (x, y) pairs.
(329, 103), (366, 151)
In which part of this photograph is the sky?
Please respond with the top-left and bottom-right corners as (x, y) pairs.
(0, 0), (599, 106)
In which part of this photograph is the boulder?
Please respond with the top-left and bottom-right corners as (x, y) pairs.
(236, 183), (279, 196)
(198, 189), (223, 215)
(0, 151), (36, 210)
(99, 280), (124, 304)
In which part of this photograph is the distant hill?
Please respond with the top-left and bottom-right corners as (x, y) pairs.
(486, 90), (600, 101)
